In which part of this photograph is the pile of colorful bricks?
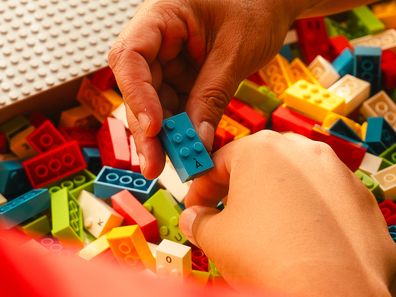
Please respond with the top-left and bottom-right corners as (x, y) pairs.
(0, 3), (396, 285)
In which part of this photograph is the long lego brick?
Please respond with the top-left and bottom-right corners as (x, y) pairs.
(349, 6), (385, 35)
(48, 169), (96, 195)
(22, 141), (86, 188)
(27, 120), (66, 153)
(111, 190), (159, 243)
(354, 46), (382, 95)
(60, 127), (98, 148)
(94, 166), (158, 202)
(0, 189), (50, 229)
(350, 29), (396, 52)
(97, 117), (130, 169)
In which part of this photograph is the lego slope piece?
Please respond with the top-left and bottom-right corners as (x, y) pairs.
(58, 105), (97, 128)
(111, 190), (159, 243)
(159, 113), (214, 183)
(365, 117), (396, 155)
(360, 91), (396, 130)
(372, 164), (396, 200)
(308, 56), (340, 88)
(354, 46), (382, 95)
(159, 161), (191, 203)
(78, 234), (110, 261)
(0, 188), (50, 229)
(282, 80), (345, 122)
(350, 29), (396, 52)
(332, 49), (354, 77)
(78, 190), (123, 238)
(27, 120), (66, 153)
(143, 189), (186, 244)
(0, 0), (142, 107)
(9, 126), (37, 159)
(156, 239), (192, 278)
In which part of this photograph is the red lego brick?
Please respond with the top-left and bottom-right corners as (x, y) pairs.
(247, 72), (266, 86)
(91, 67), (116, 91)
(271, 105), (320, 138)
(381, 50), (396, 90)
(28, 112), (48, 128)
(60, 127), (98, 148)
(225, 98), (267, 133)
(191, 247), (209, 272)
(22, 141), (86, 188)
(111, 190), (159, 243)
(0, 132), (7, 153)
(27, 120), (66, 153)
(97, 117), (130, 169)
(213, 126), (234, 152)
(295, 17), (332, 63)
(379, 200), (396, 226)
(329, 35), (353, 58)
(129, 135), (140, 173)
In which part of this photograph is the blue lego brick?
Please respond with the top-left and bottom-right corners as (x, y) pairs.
(280, 45), (293, 62)
(365, 117), (396, 155)
(82, 147), (102, 175)
(0, 188), (50, 229)
(353, 46), (382, 95)
(388, 225), (396, 243)
(0, 160), (31, 198)
(329, 119), (362, 142)
(159, 112), (214, 182)
(332, 48), (354, 76)
(93, 166), (158, 202)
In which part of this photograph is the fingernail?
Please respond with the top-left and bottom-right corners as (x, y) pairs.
(198, 121), (214, 152)
(138, 113), (151, 135)
(138, 153), (146, 173)
(180, 207), (197, 241)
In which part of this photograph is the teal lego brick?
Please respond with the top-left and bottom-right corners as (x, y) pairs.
(365, 117), (396, 155)
(82, 147), (102, 175)
(0, 160), (31, 198)
(332, 48), (354, 76)
(354, 46), (382, 95)
(159, 112), (214, 183)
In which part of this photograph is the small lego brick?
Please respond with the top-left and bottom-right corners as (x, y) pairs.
(158, 161), (191, 204)
(212, 126), (234, 152)
(21, 214), (51, 238)
(360, 91), (396, 130)
(365, 117), (396, 155)
(328, 119), (362, 143)
(372, 1), (396, 29)
(332, 48), (354, 77)
(129, 135), (140, 173)
(90, 67), (116, 91)
(329, 35), (353, 57)
(380, 144), (396, 165)
(22, 141), (86, 188)
(82, 147), (102, 175)
(359, 152), (383, 175)
(349, 6), (385, 35)
(49, 169), (96, 195)
(282, 80), (345, 122)
(0, 189), (50, 229)
(9, 126), (37, 159)
(77, 78), (123, 122)
(51, 188), (84, 245)
(289, 58), (319, 85)
(379, 200), (396, 225)
(308, 56), (340, 88)
(0, 115), (30, 141)
(218, 114), (250, 140)
(355, 169), (382, 199)
(27, 120), (66, 153)
(225, 98), (267, 133)
(106, 225), (155, 271)
(354, 46), (382, 95)
(94, 166), (158, 201)
(156, 239), (192, 278)
(271, 104), (320, 138)
(159, 113), (214, 183)
(111, 103), (129, 128)
(381, 50), (396, 90)
(97, 117), (130, 169)
(58, 105), (98, 128)
(143, 189), (186, 244)
(0, 160), (31, 198)
(0, 194), (7, 206)
(258, 55), (295, 96)
(0, 132), (8, 154)
(328, 74), (370, 115)
(322, 113), (362, 138)
(78, 234), (110, 261)
(372, 164), (396, 200)
(60, 127), (98, 148)
(78, 190), (123, 238)
(111, 190), (159, 243)
(351, 29), (396, 52)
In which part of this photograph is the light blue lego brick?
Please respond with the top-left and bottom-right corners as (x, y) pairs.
(82, 147), (102, 175)
(332, 48), (353, 76)
(93, 166), (158, 202)
(280, 45), (293, 62)
(0, 188), (50, 229)
(365, 117), (396, 155)
(0, 160), (30, 198)
(159, 112), (214, 182)
(354, 46), (382, 95)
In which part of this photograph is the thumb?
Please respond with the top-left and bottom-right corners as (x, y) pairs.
(179, 206), (220, 249)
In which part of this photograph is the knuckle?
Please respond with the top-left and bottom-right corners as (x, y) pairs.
(251, 130), (280, 147)
(311, 141), (334, 156)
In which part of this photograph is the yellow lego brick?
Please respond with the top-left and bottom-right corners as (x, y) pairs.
(107, 225), (155, 271)
(0, 194), (7, 205)
(78, 234), (110, 261)
(218, 114), (250, 140)
(58, 105), (98, 128)
(361, 121), (368, 141)
(259, 55), (295, 96)
(372, 1), (396, 29)
(290, 58), (319, 85)
(322, 113), (362, 138)
(9, 126), (37, 159)
(282, 80), (345, 122)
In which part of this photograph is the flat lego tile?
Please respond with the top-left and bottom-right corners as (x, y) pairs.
(156, 239), (192, 278)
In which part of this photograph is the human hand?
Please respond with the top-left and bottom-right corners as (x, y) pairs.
(179, 131), (396, 296)
(108, 0), (303, 179)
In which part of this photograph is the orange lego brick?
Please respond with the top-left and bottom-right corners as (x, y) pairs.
(218, 115), (250, 140)
(289, 58), (319, 85)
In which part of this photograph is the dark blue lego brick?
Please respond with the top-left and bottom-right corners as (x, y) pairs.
(159, 112), (214, 182)
(0, 160), (31, 199)
(329, 119), (362, 142)
(82, 147), (102, 175)
(280, 45), (293, 62)
(94, 166), (158, 202)
(388, 225), (396, 243)
(332, 48), (354, 76)
(353, 46), (382, 95)
(0, 188), (50, 229)
(365, 117), (396, 155)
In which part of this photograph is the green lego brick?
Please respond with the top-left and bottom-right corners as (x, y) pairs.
(380, 144), (396, 165)
(48, 170), (96, 194)
(0, 115), (30, 141)
(208, 259), (221, 278)
(380, 158), (393, 170)
(21, 214), (51, 238)
(51, 188), (83, 243)
(355, 169), (382, 198)
(349, 6), (385, 35)
(324, 17), (351, 38)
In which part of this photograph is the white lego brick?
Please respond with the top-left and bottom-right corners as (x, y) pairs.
(0, 0), (143, 107)
(359, 152), (383, 175)
(156, 239), (192, 278)
(111, 103), (128, 128)
(360, 91), (396, 130)
(159, 161), (191, 203)
(372, 164), (396, 200)
(0, 193), (7, 205)
(283, 29), (298, 45)
(351, 29), (396, 51)
(148, 242), (158, 259)
(328, 74), (370, 115)
(78, 234), (110, 261)
(78, 190), (124, 238)
(308, 56), (340, 88)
